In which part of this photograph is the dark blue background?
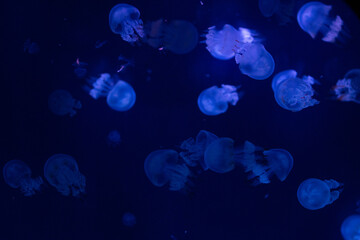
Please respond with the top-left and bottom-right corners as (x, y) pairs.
(2, 0), (360, 239)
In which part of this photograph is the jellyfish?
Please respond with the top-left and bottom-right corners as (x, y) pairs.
(109, 3), (144, 43)
(297, 178), (343, 210)
(122, 212), (136, 227)
(258, 0), (296, 25)
(23, 38), (40, 54)
(3, 160), (43, 196)
(143, 19), (198, 54)
(235, 43), (275, 80)
(341, 214), (360, 240)
(204, 24), (255, 60)
(204, 138), (293, 184)
(179, 130), (218, 170)
(333, 69), (360, 104)
(271, 69), (319, 112)
(89, 73), (136, 112)
(44, 154), (86, 197)
(197, 84), (243, 116)
(297, 1), (349, 43)
(48, 89), (82, 117)
(106, 130), (121, 147)
(72, 58), (88, 78)
(144, 149), (192, 191)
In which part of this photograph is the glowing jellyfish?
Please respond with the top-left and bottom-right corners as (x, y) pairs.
(205, 24), (255, 60)
(24, 38), (40, 54)
(48, 89), (82, 117)
(235, 43), (275, 80)
(341, 214), (360, 240)
(197, 84), (243, 116)
(106, 129), (121, 147)
(204, 138), (293, 185)
(144, 19), (198, 54)
(72, 59), (88, 78)
(44, 154), (86, 197)
(122, 212), (136, 227)
(272, 69), (319, 112)
(258, 0), (295, 25)
(179, 130), (218, 170)
(89, 73), (136, 111)
(297, 178), (343, 210)
(333, 69), (360, 103)
(144, 149), (191, 191)
(3, 160), (43, 196)
(297, 1), (348, 43)
(109, 3), (144, 43)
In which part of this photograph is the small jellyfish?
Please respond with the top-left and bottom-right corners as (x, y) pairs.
(72, 58), (88, 78)
(122, 212), (136, 227)
(109, 3), (144, 43)
(341, 214), (360, 240)
(48, 89), (82, 117)
(197, 84), (243, 116)
(297, 178), (343, 210)
(24, 38), (40, 54)
(106, 129), (121, 147)
(179, 130), (218, 170)
(235, 43), (275, 80)
(3, 160), (43, 196)
(258, 0), (296, 25)
(44, 154), (86, 197)
(297, 1), (349, 43)
(144, 149), (192, 191)
(333, 69), (360, 103)
(144, 19), (199, 54)
(89, 73), (136, 112)
(272, 69), (319, 112)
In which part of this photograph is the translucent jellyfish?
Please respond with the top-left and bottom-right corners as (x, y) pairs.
(297, 1), (349, 43)
(341, 214), (360, 240)
(258, 0), (296, 25)
(333, 69), (360, 103)
(48, 89), (82, 117)
(122, 212), (136, 227)
(109, 4), (144, 43)
(144, 19), (199, 54)
(144, 149), (192, 191)
(297, 178), (343, 210)
(197, 84), (243, 116)
(204, 138), (293, 185)
(179, 130), (218, 170)
(89, 73), (136, 112)
(44, 154), (86, 197)
(106, 129), (121, 147)
(3, 160), (43, 196)
(271, 69), (319, 112)
(72, 58), (88, 78)
(205, 24), (255, 60)
(235, 43), (275, 80)
(24, 38), (40, 54)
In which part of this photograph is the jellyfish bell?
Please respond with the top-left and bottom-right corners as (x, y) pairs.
(333, 69), (360, 103)
(263, 148), (293, 182)
(204, 137), (236, 174)
(341, 214), (360, 240)
(258, 0), (295, 25)
(48, 89), (82, 117)
(109, 3), (144, 43)
(258, 0), (280, 17)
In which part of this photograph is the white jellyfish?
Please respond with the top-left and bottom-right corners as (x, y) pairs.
(297, 1), (349, 43)
(3, 160), (43, 196)
(179, 130), (218, 170)
(144, 19), (199, 54)
(109, 3), (144, 43)
(272, 69), (319, 112)
(204, 138), (293, 185)
(333, 69), (360, 104)
(341, 214), (360, 240)
(48, 89), (82, 117)
(144, 149), (192, 191)
(297, 178), (343, 210)
(44, 154), (86, 197)
(197, 84), (243, 116)
(89, 73), (136, 112)
(258, 0), (296, 25)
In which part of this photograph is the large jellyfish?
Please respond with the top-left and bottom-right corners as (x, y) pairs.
(44, 154), (86, 197)
(204, 138), (293, 185)
(144, 149), (192, 191)
(341, 214), (360, 240)
(235, 42), (275, 80)
(272, 69), (319, 112)
(297, 1), (349, 43)
(333, 69), (360, 104)
(109, 3), (144, 43)
(258, 0), (296, 25)
(144, 19), (198, 54)
(48, 89), (82, 117)
(297, 178), (343, 210)
(3, 160), (43, 196)
(89, 73), (136, 111)
(197, 84), (243, 116)
(179, 130), (218, 170)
